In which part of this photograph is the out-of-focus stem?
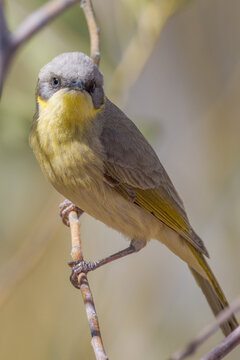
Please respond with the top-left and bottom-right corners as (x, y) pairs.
(170, 296), (240, 360)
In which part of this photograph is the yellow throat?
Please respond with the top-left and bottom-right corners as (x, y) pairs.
(36, 88), (101, 148)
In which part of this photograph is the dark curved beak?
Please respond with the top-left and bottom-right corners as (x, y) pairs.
(70, 79), (84, 91)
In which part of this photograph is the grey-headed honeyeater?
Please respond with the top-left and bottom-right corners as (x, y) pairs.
(30, 52), (238, 336)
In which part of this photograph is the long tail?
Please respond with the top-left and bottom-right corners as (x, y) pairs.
(188, 245), (239, 336)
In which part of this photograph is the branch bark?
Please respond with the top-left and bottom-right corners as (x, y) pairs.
(68, 211), (108, 360)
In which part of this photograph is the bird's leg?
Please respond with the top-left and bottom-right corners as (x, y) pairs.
(58, 201), (146, 288)
(59, 199), (84, 226)
(69, 239), (146, 289)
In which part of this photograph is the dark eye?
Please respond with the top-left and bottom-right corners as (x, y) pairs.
(52, 77), (60, 87)
(86, 80), (96, 94)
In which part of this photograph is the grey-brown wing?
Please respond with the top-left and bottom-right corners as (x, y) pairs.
(98, 99), (208, 256)
(99, 99), (186, 211)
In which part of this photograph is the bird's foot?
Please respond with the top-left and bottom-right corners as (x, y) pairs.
(58, 199), (83, 227)
(68, 259), (100, 289)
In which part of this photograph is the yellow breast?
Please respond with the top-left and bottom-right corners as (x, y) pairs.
(30, 88), (104, 191)
(37, 88), (99, 147)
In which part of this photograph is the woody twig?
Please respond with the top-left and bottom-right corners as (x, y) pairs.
(68, 211), (108, 360)
(65, 2), (107, 358)
(81, 0), (100, 66)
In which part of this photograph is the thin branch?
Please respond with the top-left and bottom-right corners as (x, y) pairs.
(0, 0), (80, 94)
(81, 0), (100, 66)
(170, 296), (240, 360)
(200, 326), (240, 360)
(10, 0), (80, 52)
(68, 211), (108, 360)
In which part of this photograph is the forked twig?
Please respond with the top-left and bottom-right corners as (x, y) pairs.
(0, 0), (100, 93)
(170, 296), (240, 360)
(0, 0), (80, 93)
(68, 211), (108, 360)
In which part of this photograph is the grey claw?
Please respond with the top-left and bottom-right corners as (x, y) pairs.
(68, 259), (80, 267)
(68, 259), (100, 289)
(70, 272), (81, 289)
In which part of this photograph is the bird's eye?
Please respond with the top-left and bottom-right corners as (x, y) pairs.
(52, 77), (60, 87)
(86, 80), (96, 94)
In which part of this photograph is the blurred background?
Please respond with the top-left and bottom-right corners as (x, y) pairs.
(1, 0), (240, 359)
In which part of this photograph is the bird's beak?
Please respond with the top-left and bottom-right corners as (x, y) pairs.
(69, 79), (84, 91)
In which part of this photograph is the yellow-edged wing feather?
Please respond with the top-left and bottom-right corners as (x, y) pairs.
(104, 162), (208, 256)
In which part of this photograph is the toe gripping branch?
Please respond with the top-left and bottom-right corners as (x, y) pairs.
(68, 259), (100, 289)
(67, 241), (143, 289)
(59, 199), (85, 288)
(59, 199), (146, 289)
(59, 198), (108, 359)
(59, 199), (83, 227)
(59, 199), (110, 289)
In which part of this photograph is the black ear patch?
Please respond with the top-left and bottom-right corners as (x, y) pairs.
(91, 87), (104, 109)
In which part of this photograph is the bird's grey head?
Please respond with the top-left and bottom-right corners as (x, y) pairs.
(37, 52), (104, 109)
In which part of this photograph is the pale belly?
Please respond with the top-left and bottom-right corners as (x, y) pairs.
(41, 145), (206, 277)
(52, 167), (206, 277)
(56, 178), (206, 277)
(55, 176), (163, 242)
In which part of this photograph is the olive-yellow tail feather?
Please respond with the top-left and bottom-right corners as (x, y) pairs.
(188, 244), (238, 336)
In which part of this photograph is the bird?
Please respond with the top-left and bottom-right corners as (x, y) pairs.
(30, 51), (238, 336)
